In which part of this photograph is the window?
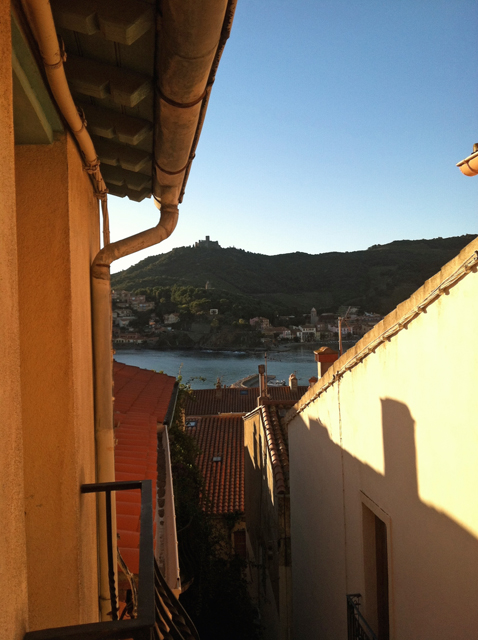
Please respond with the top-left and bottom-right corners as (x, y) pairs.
(233, 530), (247, 559)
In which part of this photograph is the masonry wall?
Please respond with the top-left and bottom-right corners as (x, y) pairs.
(288, 236), (478, 640)
(15, 133), (99, 630)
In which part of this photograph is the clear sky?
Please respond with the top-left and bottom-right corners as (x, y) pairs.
(110, 0), (477, 274)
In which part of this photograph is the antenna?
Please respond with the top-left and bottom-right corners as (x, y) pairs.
(338, 307), (352, 356)
(264, 352), (268, 395)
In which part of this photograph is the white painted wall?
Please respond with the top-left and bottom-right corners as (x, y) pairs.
(288, 237), (478, 640)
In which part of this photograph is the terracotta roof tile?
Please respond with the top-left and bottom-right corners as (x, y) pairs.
(115, 410), (159, 572)
(187, 416), (244, 515)
(184, 386), (308, 417)
(113, 361), (177, 575)
(113, 360), (176, 423)
(260, 405), (292, 494)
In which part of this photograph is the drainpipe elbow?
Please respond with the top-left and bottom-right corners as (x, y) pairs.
(91, 203), (179, 279)
(156, 202), (179, 241)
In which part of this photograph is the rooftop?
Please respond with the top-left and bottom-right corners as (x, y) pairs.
(114, 361), (176, 423)
(184, 385), (308, 417)
(259, 404), (290, 494)
(113, 363), (177, 574)
(186, 416), (244, 515)
(114, 411), (158, 574)
(50, 0), (237, 204)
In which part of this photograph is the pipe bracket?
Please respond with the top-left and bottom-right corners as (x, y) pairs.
(158, 87), (207, 109)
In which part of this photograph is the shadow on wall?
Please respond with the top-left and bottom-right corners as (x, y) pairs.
(244, 416), (282, 640)
(291, 398), (478, 640)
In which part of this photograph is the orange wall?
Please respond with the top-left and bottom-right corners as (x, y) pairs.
(0, 0), (28, 636)
(15, 133), (100, 630)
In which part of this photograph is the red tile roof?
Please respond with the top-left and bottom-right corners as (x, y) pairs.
(113, 362), (177, 575)
(186, 416), (244, 515)
(260, 404), (290, 494)
(114, 360), (176, 423)
(184, 386), (308, 417)
(114, 411), (158, 574)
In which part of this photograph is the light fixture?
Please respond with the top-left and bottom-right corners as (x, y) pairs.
(456, 143), (478, 176)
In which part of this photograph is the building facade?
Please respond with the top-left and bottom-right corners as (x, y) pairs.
(287, 237), (478, 639)
(2, 0), (236, 636)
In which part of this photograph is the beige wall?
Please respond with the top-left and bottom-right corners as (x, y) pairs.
(15, 133), (99, 630)
(288, 237), (478, 639)
(0, 1), (28, 636)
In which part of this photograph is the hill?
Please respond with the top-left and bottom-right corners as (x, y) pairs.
(111, 234), (476, 315)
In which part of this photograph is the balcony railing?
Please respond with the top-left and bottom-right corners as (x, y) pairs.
(24, 480), (199, 640)
(347, 594), (378, 640)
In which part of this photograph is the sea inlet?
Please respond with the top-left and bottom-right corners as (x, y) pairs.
(114, 344), (352, 389)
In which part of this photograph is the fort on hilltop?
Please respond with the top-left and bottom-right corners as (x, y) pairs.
(194, 235), (220, 248)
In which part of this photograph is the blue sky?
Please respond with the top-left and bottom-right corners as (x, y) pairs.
(110, 0), (477, 273)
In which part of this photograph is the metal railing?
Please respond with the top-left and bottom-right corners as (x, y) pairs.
(347, 594), (378, 640)
(23, 479), (198, 640)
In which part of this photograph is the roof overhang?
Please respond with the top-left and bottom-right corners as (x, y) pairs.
(43, 0), (237, 205)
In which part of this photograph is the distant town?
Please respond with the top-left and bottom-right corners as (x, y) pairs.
(112, 287), (384, 350)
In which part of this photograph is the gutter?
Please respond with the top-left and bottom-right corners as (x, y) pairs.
(456, 146), (478, 177)
(163, 380), (180, 428)
(178, 0), (238, 203)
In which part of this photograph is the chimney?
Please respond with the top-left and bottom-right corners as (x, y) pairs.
(289, 373), (298, 392)
(215, 378), (222, 399)
(308, 376), (318, 388)
(314, 346), (339, 378)
(258, 364), (270, 404)
(258, 364), (266, 397)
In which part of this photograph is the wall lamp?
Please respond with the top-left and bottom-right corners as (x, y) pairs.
(456, 143), (478, 176)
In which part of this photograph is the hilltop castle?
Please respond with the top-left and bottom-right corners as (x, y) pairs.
(194, 235), (220, 248)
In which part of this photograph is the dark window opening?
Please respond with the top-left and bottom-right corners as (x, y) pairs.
(362, 504), (389, 640)
(234, 530), (247, 559)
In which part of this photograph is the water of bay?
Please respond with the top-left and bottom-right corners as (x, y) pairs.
(114, 343), (354, 389)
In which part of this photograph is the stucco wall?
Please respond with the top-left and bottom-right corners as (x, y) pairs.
(0, 1), (28, 636)
(15, 133), (99, 630)
(288, 236), (478, 640)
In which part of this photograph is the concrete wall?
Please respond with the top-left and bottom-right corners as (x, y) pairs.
(15, 133), (99, 630)
(288, 236), (478, 640)
(0, 1), (28, 636)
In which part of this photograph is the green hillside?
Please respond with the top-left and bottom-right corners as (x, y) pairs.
(111, 234), (476, 315)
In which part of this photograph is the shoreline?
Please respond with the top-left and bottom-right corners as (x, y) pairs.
(114, 339), (359, 354)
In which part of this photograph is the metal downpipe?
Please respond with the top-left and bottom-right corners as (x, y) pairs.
(91, 203), (178, 618)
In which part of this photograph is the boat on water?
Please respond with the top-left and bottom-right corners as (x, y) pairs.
(231, 373), (286, 388)
(267, 378), (286, 387)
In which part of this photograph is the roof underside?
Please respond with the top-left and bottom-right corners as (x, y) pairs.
(49, 0), (236, 204)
